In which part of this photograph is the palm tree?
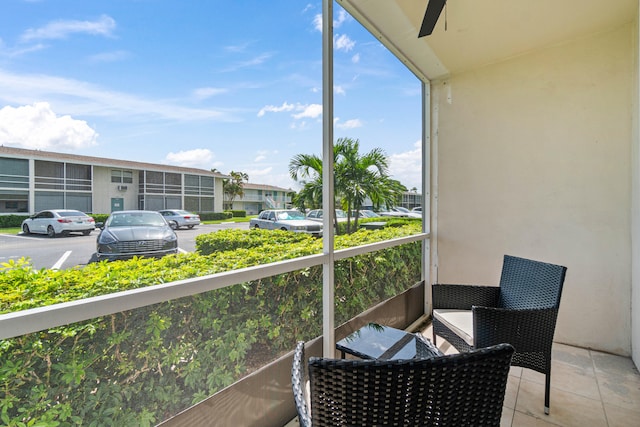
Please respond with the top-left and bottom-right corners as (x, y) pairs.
(334, 138), (389, 233)
(289, 138), (403, 234)
(223, 171), (249, 210)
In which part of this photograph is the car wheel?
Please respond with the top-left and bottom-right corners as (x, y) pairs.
(82, 230), (92, 236)
(47, 225), (56, 238)
(254, 224), (260, 229)
(169, 221), (178, 230)
(280, 227), (288, 231)
(22, 224), (30, 234)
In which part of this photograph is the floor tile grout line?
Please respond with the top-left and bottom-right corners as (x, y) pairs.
(589, 349), (610, 426)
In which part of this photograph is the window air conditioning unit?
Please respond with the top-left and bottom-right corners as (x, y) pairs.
(117, 185), (128, 191)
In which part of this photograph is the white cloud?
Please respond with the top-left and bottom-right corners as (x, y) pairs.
(164, 148), (215, 169)
(313, 9), (350, 32)
(246, 166), (273, 178)
(334, 34), (355, 52)
(193, 87), (228, 100)
(258, 102), (322, 120)
(0, 102), (98, 150)
(351, 53), (360, 63)
(334, 85), (345, 95)
(257, 102), (296, 117)
(87, 50), (130, 63)
(292, 104), (322, 119)
(389, 140), (422, 191)
(336, 118), (363, 129)
(0, 69), (232, 122)
(313, 14), (323, 32)
(21, 15), (116, 42)
(254, 149), (278, 162)
(221, 52), (273, 72)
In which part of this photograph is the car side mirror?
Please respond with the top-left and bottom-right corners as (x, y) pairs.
(96, 222), (104, 229)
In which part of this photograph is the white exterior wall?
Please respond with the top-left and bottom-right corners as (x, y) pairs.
(92, 167), (139, 213)
(632, 9), (640, 367)
(433, 25), (634, 355)
(214, 179), (224, 212)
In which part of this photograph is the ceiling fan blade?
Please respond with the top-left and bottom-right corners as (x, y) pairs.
(419, 0), (447, 37)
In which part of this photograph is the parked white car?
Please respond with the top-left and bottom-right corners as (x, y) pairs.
(306, 209), (349, 222)
(250, 209), (322, 237)
(158, 209), (201, 230)
(21, 209), (95, 238)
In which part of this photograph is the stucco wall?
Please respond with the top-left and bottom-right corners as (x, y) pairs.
(632, 13), (640, 367)
(433, 25), (633, 355)
(93, 167), (138, 213)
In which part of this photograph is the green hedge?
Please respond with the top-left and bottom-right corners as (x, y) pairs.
(0, 223), (422, 426)
(197, 211), (233, 221)
(224, 210), (246, 218)
(0, 214), (29, 228)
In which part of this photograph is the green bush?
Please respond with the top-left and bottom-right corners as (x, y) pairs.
(90, 213), (110, 224)
(0, 223), (422, 425)
(0, 214), (29, 228)
(198, 211), (233, 221)
(224, 210), (246, 218)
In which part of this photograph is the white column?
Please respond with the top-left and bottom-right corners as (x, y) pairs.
(322, 0), (335, 357)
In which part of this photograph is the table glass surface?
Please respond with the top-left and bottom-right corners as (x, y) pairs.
(336, 323), (416, 360)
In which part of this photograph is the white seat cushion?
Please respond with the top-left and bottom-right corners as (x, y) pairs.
(432, 309), (474, 346)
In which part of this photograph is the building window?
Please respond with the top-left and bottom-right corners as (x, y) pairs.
(35, 160), (64, 190)
(0, 158), (29, 189)
(111, 169), (133, 184)
(66, 163), (92, 191)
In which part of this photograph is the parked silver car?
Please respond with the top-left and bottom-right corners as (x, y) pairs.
(306, 209), (349, 222)
(250, 209), (322, 237)
(21, 209), (95, 238)
(96, 210), (178, 261)
(158, 209), (201, 230)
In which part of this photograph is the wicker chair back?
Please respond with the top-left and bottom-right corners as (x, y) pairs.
(292, 340), (515, 427)
(498, 255), (567, 310)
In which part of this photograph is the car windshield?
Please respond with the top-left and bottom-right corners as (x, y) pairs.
(173, 210), (191, 215)
(57, 210), (86, 217)
(107, 212), (166, 227)
(335, 209), (347, 218)
(277, 210), (306, 220)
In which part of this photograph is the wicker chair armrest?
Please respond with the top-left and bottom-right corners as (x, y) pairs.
(291, 341), (312, 427)
(472, 306), (559, 352)
(433, 284), (500, 310)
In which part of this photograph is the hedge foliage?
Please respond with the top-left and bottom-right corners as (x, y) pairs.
(0, 215), (29, 228)
(0, 222), (422, 426)
(197, 211), (233, 221)
(224, 210), (246, 218)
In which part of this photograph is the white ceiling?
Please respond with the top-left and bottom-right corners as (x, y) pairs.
(338, 0), (637, 81)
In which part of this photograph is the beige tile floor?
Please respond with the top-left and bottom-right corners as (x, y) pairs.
(287, 325), (640, 426)
(424, 323), (640, 427)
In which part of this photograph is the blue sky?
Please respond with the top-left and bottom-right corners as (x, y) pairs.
(0, 0), (423, 191)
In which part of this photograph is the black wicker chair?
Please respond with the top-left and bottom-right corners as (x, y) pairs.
(291, 338), (514, 427)
(432, 254), (567, 414)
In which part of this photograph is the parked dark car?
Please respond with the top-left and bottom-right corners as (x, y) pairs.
(96, 210), (178, 261)
(21, 209), (95, 237)
(158, 209), (201, 230)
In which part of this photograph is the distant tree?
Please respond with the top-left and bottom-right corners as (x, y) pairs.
(223, 171), (248, 210)
(289, 138), (403, 234)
